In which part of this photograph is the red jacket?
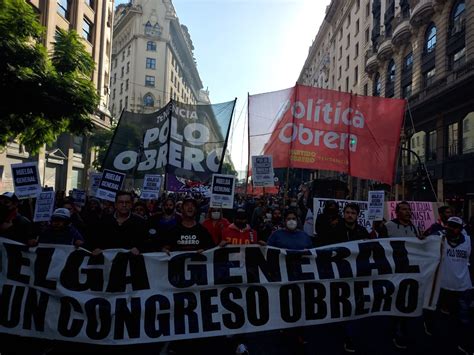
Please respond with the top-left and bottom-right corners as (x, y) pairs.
(202, 218), (230, 244)
(222, 223), (258, 245)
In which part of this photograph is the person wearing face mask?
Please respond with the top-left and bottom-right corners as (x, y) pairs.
(315, 200), (343, 245)
(267, 210), (312, 250)
(201, 207), (230, 245)
(220, 209), (263, 246)
(259, 207), (284, 242)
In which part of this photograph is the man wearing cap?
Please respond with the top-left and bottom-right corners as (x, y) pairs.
(0, 192), (35, 245)
(436, 216), (473, 354)
(37, 208), (84, 247)
(161, 197), (214, 253)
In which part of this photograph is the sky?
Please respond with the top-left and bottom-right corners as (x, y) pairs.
(116, 0), (330, 174)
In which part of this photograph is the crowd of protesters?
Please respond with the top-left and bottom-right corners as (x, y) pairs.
(0, 188), (473, 354)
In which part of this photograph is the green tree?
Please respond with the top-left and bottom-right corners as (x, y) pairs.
(0, 0), (99, 153)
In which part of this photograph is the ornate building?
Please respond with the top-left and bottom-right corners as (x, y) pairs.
(299, 0), (474, 217)
(109, 0), (209, 118)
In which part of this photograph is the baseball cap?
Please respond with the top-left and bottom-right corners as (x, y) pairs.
(447, 216), (463, 227)
(1, 192), (19, 203)
(52, 208), (71, 220)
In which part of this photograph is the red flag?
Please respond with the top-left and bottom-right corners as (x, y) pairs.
(248, 85), (405, 184)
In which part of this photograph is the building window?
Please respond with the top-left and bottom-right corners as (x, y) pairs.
(114, 59), (117, 68)
(462, 112), (474, 154)
(112, 89), (115, 99)
(427, 130), (437, 160)
(355, 20), (359, 35)
(403, 52), (413, 71)
(121, 67), (124, 78)
(126, 62), (130, 73)
(145, 75), (155, 87)
(120, 83), (123, 94)
(113, 73), (116, 84)
(366, 2), (370, 17)
(144, 94), (154, 107)
(423, 67), (436, 87)
(347, 13), (351, 27)
(424, 23), (437, 54)
(339, 46), (342, 59)
(147, 41), (157, 51)
(355, 43), (359, 58)
(85, 0), (94, 9)
(365, 28), (370, 43)
(373, 72), (381, 96)
(146, 57), (156, 69)
(122, 51), (125, 62)
(448, 122), (459, 157)
(127, 46), (131, 57)
(338, 66), (342, 79)
(385, 59), (395, 97)
(346, 34), (350, 48)
(345, 77), (349, 92)
(119, 99), (123, 112)
(364, 83), (368, 96)
(57, 0), (70, 20)
(145, 21), (153, 35)
(354, 66), (358, 85)
(346, 55), (349, 70)
(450, 47), (466, 70)
(125, 96), (128, 109)
(82, 17), (93, 42)
(402, 84), (412, 98)
(450, 1), (465, 36)
(125, 79), (129, 91)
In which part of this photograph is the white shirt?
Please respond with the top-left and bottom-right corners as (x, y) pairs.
(439, 232), (472, 291)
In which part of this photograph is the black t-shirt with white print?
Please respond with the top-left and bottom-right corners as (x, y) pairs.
(165, 222), (215, 251)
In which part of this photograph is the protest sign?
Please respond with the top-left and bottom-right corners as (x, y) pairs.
(386, 201), (436, 233)
(96, 169), (125, 202)
(251, 155), (274, 187)
(210, 174), (235, 209)
(313, 198), (372, 234)
(368, 191), (385, 221)
(0, 237), (441, 345)
(33, 191), (55, 222)
(141, 174), (162, 200)
(88, 172), (102, 197)
(71, 189), (86, 207)
(10, 162), (41, 199)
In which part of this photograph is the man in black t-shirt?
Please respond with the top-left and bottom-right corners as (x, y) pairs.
(162, 197), (214, 253)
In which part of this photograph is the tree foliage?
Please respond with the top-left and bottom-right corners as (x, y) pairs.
(0, 0), (99, 153)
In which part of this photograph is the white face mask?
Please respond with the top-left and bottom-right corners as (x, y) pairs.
(211, 212), (221, 220)
(286, 220), (297, 230)
(265, 213), (272, 219)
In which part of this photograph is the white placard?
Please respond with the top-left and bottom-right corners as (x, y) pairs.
(96, 169), (125, 202)
(10, 162), (41, 199)
(368, 191), (385, 221)
(251, 155), (274, 187)
(89, 172), (102, 197)
(210, 174), (235, 209)
(33, 190), (55, 222)
(141, 174), (162, 200)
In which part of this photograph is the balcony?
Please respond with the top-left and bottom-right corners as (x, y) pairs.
(392, 15), (411, 46)
(365, 49), (379, 74)
(377, 37), (393, 61)
(410, 0), (435, 27)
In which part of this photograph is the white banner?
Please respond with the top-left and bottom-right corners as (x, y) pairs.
(141, 174), (162, 200)
(251, 155), (274, 187)
(210, 174), (235, 209)
(0, 237), (441, 345)
(10, 162), (41, 199)
(368, 191), (385, 221)
(313, 198), (373, 234)
(33, 191), (55, 222)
